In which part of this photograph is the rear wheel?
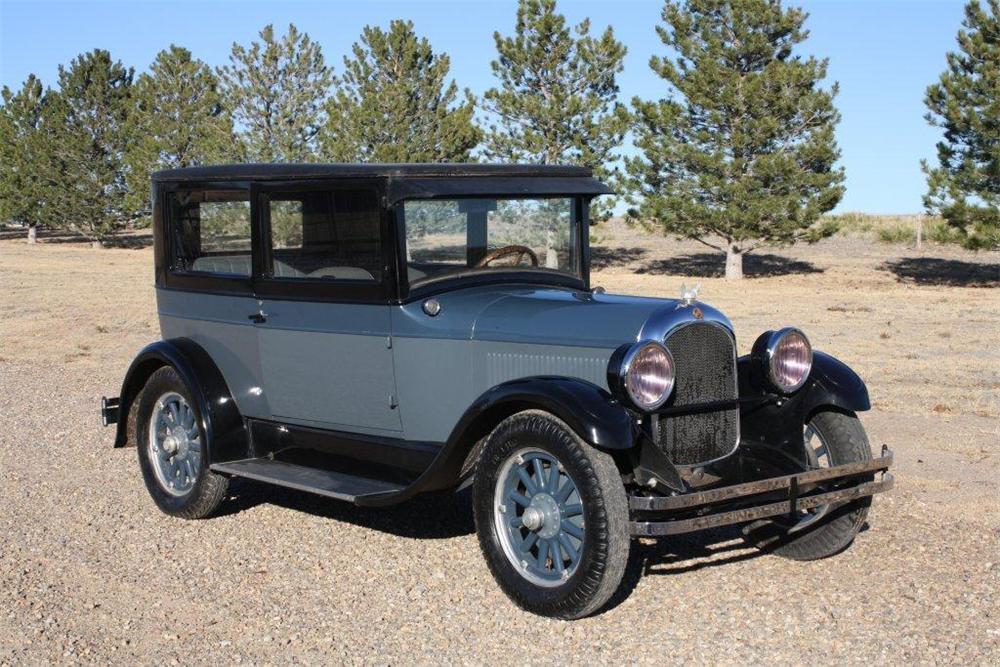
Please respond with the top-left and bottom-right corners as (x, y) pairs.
(136, 366), (228, 519)
(473, 411), (629, 619)
(743, 410), (872, 560)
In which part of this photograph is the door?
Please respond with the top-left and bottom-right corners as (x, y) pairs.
(252, 183), (402, 434)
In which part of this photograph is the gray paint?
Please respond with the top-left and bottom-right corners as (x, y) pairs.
(257, 299), (402, 432)
(157, 288), (269, 419)
(159, 282), (729, 445)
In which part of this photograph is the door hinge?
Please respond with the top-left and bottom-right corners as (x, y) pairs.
(385, 336), (392, 349)
(388, 394), (398, 409)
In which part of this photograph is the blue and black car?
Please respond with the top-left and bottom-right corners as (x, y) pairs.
(102, 163), (893, 619)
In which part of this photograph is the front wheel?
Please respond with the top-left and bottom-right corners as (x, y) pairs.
(473, 411), (630, 619)
(743, 410), (873, 560)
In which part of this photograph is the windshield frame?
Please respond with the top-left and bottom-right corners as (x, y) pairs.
(393, 194), (592, 302)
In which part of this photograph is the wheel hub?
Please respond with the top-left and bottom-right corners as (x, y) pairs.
(523, 493), (561, 539)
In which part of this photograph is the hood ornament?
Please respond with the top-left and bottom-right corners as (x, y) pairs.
(679, 282), (700, 306)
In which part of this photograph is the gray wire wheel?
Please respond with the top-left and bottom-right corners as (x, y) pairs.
(743, 410), (873, 560)
(474, 410), (629, 619)
(136, 366), (228, 519)
(493, 448), (586, 587)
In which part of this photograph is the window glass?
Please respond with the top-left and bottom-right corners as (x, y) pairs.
(168, 190), (252, 276)
(402, 197), (580, 287)
(267, 189), (381, 283)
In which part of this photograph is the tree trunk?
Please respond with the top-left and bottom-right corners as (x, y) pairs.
(27, 224), (37, 244)
(545, 229), (560, 269)
(724, 243), (744, 280)
(92, 239), (104, 250)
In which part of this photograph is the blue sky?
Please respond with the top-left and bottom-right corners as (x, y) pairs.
(0, 0), (968, 214)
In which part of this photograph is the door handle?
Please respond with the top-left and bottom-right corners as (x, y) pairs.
(248, 313), (267, 324)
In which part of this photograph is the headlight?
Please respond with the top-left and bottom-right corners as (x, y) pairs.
(608, 340), (675, 411)
(759, 328), (812, 393)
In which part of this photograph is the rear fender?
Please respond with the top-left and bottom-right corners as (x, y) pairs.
(113, 338), (248, 463)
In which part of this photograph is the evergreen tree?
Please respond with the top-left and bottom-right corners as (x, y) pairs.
(923, 0), (1000, 251)
(37, 50), (134, 247)
(125, 46), (234, 218)
(0, 75), (47, 243)
(482, 0), (629, 222)
(219, 24), (333, 162)
(322, 20), (480, 163)
(626, 0), (844, 279)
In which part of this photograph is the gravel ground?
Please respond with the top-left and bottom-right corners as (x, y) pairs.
(1, 230), (998, 664)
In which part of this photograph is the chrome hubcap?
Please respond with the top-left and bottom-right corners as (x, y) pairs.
(494, 449), (585, 587)
(148, 392), (201, 497)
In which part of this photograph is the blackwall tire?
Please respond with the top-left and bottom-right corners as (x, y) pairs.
(135, 366), (228, 520)
(744, 410), (873, 561)
(473, 410), (630, 619)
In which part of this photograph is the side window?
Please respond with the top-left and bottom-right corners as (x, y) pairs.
(266, 189), (381, 283)
(168, 190), (252, 276)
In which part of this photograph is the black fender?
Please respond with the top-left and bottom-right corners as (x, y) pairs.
(358, 376), (636, 507)
(113, 338), (248, 463)
(734, 350), (871, 475)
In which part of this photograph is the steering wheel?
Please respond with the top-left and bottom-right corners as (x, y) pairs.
(476, 245), (539, 268)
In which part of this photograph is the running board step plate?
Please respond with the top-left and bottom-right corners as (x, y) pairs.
(210, 459), (404, 503)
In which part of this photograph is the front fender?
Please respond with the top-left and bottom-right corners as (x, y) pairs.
(113, 338), (248, 463)
(359, 376), (636, 506)
(736, 350), (871, 473)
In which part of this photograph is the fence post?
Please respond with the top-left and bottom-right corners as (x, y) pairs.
(915, 216), (923, 250)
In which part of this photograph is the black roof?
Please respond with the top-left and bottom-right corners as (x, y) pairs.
(152, 163), (595, 182)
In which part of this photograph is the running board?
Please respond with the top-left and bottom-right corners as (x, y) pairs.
(210, 459), (404, 504)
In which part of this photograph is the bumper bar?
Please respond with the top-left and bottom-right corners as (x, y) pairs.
(101, 396), (120, 427)
(630, 446), (893, 537)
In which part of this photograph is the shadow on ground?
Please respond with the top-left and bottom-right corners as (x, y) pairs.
(221, 478), (476, 540)
(635, 252), (823, 278)
(880, 256), (1000, 288)
(590, 246), (649, 270)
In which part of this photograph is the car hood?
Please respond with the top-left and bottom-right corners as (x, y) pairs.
(466, 285), (732, 349)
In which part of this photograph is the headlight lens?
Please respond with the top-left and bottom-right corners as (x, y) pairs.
(618, 340), (675, 411)
(766, 328), (812, 393)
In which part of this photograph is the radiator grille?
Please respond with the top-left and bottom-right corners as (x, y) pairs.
(656, 323), (739, 465)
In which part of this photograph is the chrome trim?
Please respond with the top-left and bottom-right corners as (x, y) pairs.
(637, 299), (734, 343)
(610, 340), (676, 411)
(763, 327), (813, 394)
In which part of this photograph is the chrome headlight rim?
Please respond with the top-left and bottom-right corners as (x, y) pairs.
(763, 327), (813, 394)
(609, 339), (676, 412)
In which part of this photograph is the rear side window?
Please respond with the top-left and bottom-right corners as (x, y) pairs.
(168, 190), (252, 276)
(265, 189), (381, 283)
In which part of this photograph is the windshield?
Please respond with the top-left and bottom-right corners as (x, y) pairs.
(401, 197), (582, 288)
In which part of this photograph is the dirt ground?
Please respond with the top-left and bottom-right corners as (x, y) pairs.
(1, 222), (998, 664)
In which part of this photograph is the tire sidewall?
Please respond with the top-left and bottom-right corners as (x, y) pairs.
(136, 366), (213, 516)
(473, 411), (627, 618)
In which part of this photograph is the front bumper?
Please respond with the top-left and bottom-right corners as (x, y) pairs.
(630, 446), (894, 537)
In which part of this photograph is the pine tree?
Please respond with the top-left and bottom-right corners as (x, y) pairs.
(219, 24), (333, 162)
(0, 75), (47, 243)
(125, 46), (235, 219)
(482, 0), (629, 222)
(37, 50), (134, 247)
(626, 0), (844, 279)
(322, 20), (480, 163)
(923, 0), (1000, 251)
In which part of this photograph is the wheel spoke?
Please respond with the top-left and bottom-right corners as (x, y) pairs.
(561, 519), (584, 540)
(532, 458), (546, 489)
(536, 539), (549, 571)
(547, 464), (560, 493)
(515, 467), (538, 495)
(562, 503), (583, 518)
(558, 533), (578, 563)
(554, 478), (575, 503)
(508, 491), (532, 507)
(551, 539), (565, 575)
(520, 531), (539, 553)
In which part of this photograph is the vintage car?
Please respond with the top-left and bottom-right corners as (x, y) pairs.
(102, 164), (893, 619)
